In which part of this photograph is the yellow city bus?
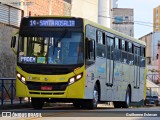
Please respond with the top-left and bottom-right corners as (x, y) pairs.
(11, 16), (146, 109)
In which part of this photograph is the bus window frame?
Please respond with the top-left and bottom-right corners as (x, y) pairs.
(86, 38), (95, 65)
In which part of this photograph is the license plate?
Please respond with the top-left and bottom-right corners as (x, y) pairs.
(41, 86), (52, 90)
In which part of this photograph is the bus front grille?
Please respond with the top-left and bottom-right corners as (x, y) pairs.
(26, 82), (68, 91)
(29, 92), (64, 95)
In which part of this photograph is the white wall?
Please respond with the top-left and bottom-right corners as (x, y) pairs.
(146, 32), (160, 73)
(71, 0), (98, 23)
(152, 32), (160, 61)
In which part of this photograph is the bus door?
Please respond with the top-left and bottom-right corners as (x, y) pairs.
(106, 37), (114, 87)
(134, 46), (140, 88)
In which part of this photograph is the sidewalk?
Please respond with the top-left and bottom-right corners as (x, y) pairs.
(0, 100), (31, 110)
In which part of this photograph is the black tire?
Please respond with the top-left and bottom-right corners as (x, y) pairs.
(113, 101), (122, 108)
(31, 98), (44, 109)
(85, 84), (99, 109)
(73, 101), (82, 108)
(122, 87), (131, 108)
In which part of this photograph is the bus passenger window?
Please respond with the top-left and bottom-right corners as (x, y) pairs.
(89, 40), (95, 60)
(97, 44), (106, 58)
(125, 41), (128, 51)
(128, 42), (133, 53)
(97, 31), (105, 45)
(121, 40), (125, 50)
(97, 31), (102, 44)
(127, 42), (133, 65)
(121, 40), (127, 63)
(115, 38), (119, 49)
(107, 37), (114, 60)
(140, 47), (145, 57)
(114, 38), (120, 61)
(86, 39), (95, 63)
(140, 47), (145, 67)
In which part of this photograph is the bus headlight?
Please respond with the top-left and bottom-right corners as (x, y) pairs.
(16, 72), (26, 84)
(68, 73), (83, 85)
(69, 77), (75, 84)
(76, 74), (82, 79)
(21, 76), (26, 83)
(17, 73), (21, 78)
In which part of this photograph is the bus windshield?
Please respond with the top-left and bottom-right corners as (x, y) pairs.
(18, 31), (84, 65)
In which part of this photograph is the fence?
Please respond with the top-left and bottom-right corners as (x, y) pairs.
(0, 78), (28, 106)
(147, 74), (160, 84)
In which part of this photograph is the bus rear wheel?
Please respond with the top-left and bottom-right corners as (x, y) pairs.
(113, 101), (122, 108)
(122, 87), (131, 108)
(31, 98), (44, 109)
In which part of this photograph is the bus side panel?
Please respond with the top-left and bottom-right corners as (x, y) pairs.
(96, 58), (106, 101)
(119, 63), (129, 101)
(84, 57), (107, 101)
(139, 68), (145, 101)
(130, 65), (136, 101)
(131, 68), (145, 102)
(113, 61), (122, 101)
(84, 64), (96, 99)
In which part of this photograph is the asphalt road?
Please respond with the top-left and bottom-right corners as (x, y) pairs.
(0, 103), (160, 120)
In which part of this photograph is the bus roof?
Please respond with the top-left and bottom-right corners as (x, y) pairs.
(83, 18), (146, 46)
(23, 16), (146, 46)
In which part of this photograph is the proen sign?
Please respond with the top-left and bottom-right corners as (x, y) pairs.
(29, 19), (75, 27)
(20, 57), (36, 63)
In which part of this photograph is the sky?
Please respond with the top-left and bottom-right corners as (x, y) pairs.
(118, 0), (160, 39)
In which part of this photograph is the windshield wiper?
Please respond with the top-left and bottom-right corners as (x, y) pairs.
(57, 29), (68, 43)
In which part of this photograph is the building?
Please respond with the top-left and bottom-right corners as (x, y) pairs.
(1, 0), (116, 28)
(27, 0), (71, 16)
(0, 0), (117, 78)
(139, 32), (160, 84)
(0, 2), (23, 77)
(112, 8), (134, 37)
(153, 5), (160, 32)
(0, 0), (71, 16)
(139, 33), (152, 66)
(72, 0), (117, 28)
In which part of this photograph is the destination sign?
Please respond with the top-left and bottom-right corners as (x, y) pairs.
(29, 19), (75, 27)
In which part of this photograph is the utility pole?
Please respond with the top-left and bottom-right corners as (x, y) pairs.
(49, 0), (52, 15)
(98, 0), (109, 27)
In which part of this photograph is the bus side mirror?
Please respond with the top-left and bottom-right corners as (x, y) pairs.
(11, 36), (16, 48)
(11, 33), (18, 55)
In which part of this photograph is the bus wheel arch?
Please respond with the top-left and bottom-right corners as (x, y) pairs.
(85, 80), (101, 109)
(128, 84), (132, 102)
(95, 80), (101, 101)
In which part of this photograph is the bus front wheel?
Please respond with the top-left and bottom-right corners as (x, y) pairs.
(31, 98), (44, 109)
(85, 84), (99, 109)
